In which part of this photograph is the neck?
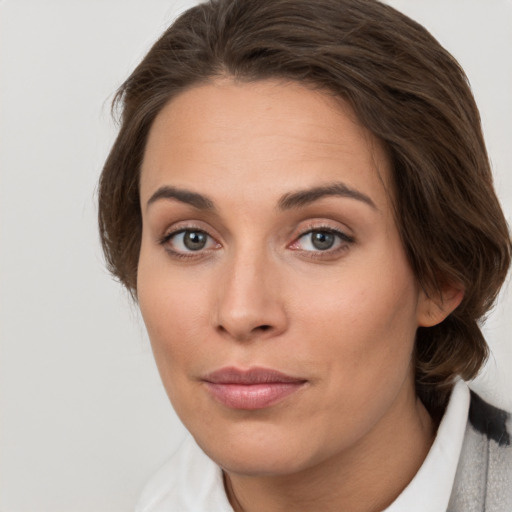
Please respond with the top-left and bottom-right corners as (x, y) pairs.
(224, 382), (435, 512)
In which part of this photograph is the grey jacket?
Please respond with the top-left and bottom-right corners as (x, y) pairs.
(448, 392), (512, 512)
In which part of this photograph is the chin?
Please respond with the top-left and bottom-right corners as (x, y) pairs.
(206, 444), (311, 477)
(189, 420), (328, 477)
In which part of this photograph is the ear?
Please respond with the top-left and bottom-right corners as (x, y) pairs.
(417, 283), (465, 328)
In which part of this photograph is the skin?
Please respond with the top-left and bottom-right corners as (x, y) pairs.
(137, 79), (463, 512)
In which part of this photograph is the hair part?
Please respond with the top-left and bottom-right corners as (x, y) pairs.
(98, 0), (511, 416)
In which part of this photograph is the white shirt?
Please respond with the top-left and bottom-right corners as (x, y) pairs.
(136, 380), (470, 512)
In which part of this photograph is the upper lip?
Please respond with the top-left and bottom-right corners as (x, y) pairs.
(203, 366), (307, 385)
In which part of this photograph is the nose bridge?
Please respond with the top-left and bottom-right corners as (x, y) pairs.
(214, 240), (286, 341)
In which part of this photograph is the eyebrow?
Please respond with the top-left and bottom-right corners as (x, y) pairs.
(146, 185), (216, 211)
(146, 181), (377, 212)
(278, 182), (377, 211)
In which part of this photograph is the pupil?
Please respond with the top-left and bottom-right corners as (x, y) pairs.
(312, 231), (334, 250)
(184, 231), (207, 250)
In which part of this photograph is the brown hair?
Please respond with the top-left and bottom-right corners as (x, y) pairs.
(98, 0), (511, 415)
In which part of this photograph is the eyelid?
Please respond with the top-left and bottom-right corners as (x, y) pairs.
(158, 223), (222, 258)
(290, 219), (354, 242)
(158, 219), (219, 243)
(288, 222), (355, 256)
(290, 228), (352, 247)
(160, 228), (215, 245)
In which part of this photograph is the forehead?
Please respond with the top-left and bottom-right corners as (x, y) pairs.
(140, 78), (392, 210)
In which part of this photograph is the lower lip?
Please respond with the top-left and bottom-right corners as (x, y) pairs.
(204, 382), (305, 410)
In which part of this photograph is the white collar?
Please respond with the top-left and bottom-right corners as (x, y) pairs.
(383, 379), (470, 512)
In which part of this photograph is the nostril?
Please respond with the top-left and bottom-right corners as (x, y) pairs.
(258, 325), (272, 331)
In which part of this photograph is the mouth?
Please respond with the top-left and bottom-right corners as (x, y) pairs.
(202, 367), (308, 410)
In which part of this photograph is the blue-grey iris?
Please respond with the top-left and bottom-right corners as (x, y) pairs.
(312, 231), (335, 250)
(184, 231), (207, 250)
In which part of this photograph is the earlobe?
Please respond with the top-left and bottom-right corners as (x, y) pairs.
(417, 285), (465, 328)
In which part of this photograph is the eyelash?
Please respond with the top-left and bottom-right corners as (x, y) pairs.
(158, 224), (355, 260)
(290, 225), (355, 258)
(158, 226), (218, 260)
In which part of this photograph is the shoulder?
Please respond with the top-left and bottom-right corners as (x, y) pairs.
(135, 435), (232, 512)
(448, 391), (512, 512)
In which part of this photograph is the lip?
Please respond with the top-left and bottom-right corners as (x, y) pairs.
(202, 367), (307, 410)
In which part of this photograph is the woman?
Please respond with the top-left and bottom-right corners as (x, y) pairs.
(98, 0), (511, 510)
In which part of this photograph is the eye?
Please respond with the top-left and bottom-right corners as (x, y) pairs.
(291, 228), (354, 253)
(161, 229), (219, 255)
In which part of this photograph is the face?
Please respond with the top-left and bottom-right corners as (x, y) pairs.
(138, 79), (434, 476)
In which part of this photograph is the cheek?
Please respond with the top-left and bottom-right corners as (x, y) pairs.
(280, 271), (418, 451)
(293, 257), (420, 390)
(137, 270), (212, 424)
(137, 249), (209, 377)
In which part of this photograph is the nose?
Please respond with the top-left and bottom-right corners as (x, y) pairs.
(214, 249), (288, 343)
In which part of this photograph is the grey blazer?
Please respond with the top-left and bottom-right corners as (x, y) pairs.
(448, 392), (512, 512)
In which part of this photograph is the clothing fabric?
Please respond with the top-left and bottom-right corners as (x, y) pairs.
(448, 391), (512, 512)
(135, 382), (511, 512)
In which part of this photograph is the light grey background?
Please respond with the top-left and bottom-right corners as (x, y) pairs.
(0, 1), (510, 511)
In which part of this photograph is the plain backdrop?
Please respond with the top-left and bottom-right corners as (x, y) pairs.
(0, 1), (510, 510)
